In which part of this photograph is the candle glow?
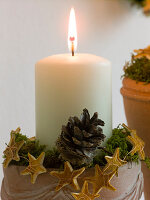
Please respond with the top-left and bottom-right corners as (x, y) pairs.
(68, 8), (77, 55)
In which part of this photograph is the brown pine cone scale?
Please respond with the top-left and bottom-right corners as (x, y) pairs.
(56, 109), (105, 166)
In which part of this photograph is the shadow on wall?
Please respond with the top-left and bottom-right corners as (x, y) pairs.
(81, 0), (131, 34)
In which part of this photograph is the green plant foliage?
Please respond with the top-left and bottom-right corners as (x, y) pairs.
(93, 125), (139, 167)
(144, 157), (150, 169)
(44, 149), (64, 169)
(4, 126), (142, 169)
(9, 132), (64, 168)
(106, 126), (139, 162)
(123, 56), (150, 83)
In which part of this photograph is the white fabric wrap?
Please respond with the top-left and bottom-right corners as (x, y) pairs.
(1, 162), (143, 200)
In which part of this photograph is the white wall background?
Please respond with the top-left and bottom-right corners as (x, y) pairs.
(0, 0), (150, 199)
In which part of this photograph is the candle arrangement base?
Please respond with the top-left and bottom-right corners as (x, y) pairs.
(1, 163), (143, 200)
(1, 109), (148, 200)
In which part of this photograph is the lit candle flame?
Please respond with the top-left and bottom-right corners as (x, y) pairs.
(68, 8), (77, 56)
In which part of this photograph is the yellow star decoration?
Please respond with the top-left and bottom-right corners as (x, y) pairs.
(3, 132), (25, 168)
(85, 164), (116, 194)
(11, 127), (21, 135)
(50, 161), (85, 191)
(72, 181), (100, 200)
(134, 45), (150, 60)
(103, 148), (127, 177)
(144, 0), (150, 15)
(122, 124), (145, 160)
(29, 136), (36, 141)
(21, 152), (47, 184)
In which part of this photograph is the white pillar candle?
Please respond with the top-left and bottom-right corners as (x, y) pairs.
(35, 8), (112, 148)
(35, 53), (112, 148)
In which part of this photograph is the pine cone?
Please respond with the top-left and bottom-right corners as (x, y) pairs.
(56, 109), (105, 166)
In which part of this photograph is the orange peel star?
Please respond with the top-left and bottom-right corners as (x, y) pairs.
(29, 136), (36, 141)
(50, 161), (85, 191)
(3, 131), (24, 168)
(21, 152), (47, 184)
(103, 148), (127, 176)
(85, 164), (116, 194)
(122, 124), (145, 160)
(11, 127), (21, 135)
(134, 45), (150, 60)
(72, 181), (100, 200)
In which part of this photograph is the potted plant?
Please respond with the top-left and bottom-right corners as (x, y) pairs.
(121, 46), (150, 200)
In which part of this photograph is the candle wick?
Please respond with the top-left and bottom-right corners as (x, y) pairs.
(72, 42), (75, 56)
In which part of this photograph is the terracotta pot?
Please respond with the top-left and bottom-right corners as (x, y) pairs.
(121, 77), (150, 200)
(1, 163), (143, 200)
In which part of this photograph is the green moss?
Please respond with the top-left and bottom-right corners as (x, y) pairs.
(144, 157), (150, 169)
(9, 132), (64, 168)
(106, 126), (139, 162)
(93, 151), (107, 167)
(93, 125), (139, 167)
(44, 149), (64, 169)
(123, 56), (150, 83)
(4, 126), (140, 169)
